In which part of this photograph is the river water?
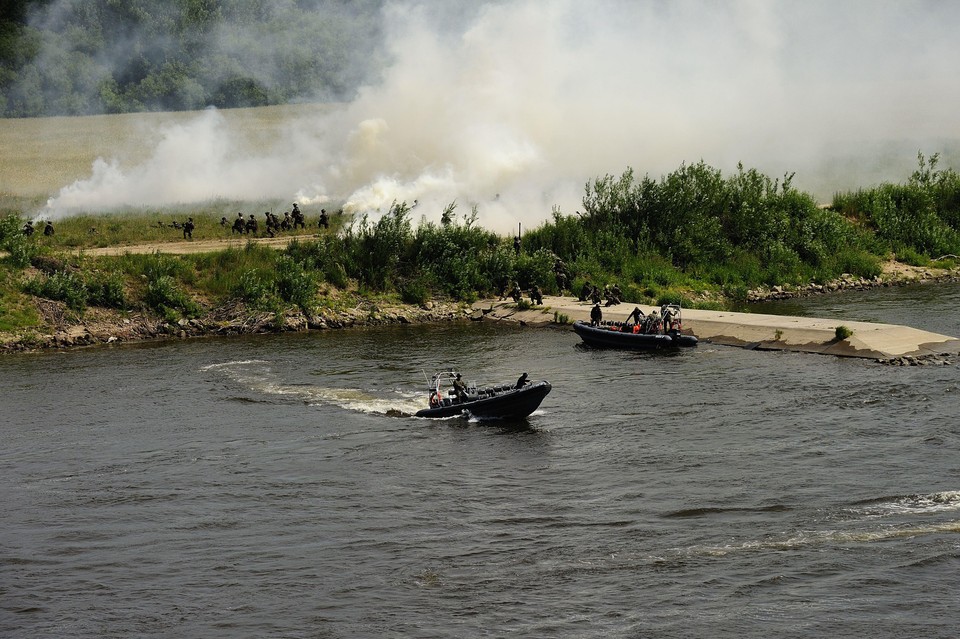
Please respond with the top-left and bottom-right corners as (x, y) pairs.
(3, 282), (960, 638)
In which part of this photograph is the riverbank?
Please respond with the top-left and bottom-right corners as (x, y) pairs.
(745, 259), (960, 302)
(2, 239), (959, 358)
(471, 294), (960, 363)
(0, 296), (470, 353)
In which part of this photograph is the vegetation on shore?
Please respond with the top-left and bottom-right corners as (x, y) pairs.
(2, 155), (960, 346)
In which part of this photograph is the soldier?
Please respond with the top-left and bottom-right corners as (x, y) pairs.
(626, 306), (644, 326)
(264, 212), (276, 238)
(661, 304), (676, 332)
(318, 209), (329, 230)
(579, 281), (592, 302)
(292, 206), (305, 229)
(232, 212), (245, 234)
(553, 258), (569, 293)
(183, 217), (195, 240)
(644, 310), (661, 334)
(43, 221), (54, 236)
(452, 373), (468, 402)
(530, 285), (543, 305)
(510, 281), (523, 303)
(281, 211), (292, 231)
(515, 372), (529, 389)
(220, 216), (228, 227)
(590, 303), (602, 326)
(513, 235), (521, 255)
(246, 214), (258, 234)
(22, 220), (34, 236)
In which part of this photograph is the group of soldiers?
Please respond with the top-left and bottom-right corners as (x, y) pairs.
(591, 302), (678, 334)
(579, 281), (623, 307)
(224, 203), (320, 237)
(21, 220), (55, 237)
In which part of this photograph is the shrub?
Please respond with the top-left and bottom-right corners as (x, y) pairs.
(146, 274), (200, 317)
(86, 271), (127, 309)
(835, 325), (853, 340)
(233, 269), (273, 306)
(0, 214), (37, 268)
(23, 270), (88, 311)
(274, 255), (315, 309)
(399, 276), (432, 306)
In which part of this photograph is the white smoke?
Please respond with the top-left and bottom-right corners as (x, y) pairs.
(42, 0), (960, 232)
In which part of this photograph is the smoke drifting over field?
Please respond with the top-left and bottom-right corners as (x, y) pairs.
(43, 0), (960, 231)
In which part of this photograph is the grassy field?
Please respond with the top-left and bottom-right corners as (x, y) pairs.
(0, 103), (336, 199)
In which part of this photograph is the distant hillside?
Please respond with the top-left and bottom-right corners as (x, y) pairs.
(0, 0), (386, 118)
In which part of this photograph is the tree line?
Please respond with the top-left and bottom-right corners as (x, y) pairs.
(0, 0), (386, 118)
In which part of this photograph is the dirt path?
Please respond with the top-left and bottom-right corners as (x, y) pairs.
(78, 235), (311, 256)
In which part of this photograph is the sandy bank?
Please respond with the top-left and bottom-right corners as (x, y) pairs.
(472, 296), (960, 361)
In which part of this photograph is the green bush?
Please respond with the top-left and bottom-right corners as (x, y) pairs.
(233, 269), (273, 306)
(0, 215), (37, 268)
(86, 271), (127, 309)
(23, 270), (88, 311)
(275, 255), (315, 309)
(146, 274), (200, 318)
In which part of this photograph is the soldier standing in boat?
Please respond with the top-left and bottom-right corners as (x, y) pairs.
(452, 373), (468, 402)
(590, 303), (602, 326)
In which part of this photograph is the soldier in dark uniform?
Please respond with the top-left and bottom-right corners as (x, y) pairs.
(579, 281), (591, 302)
(452, 373), (468, 402)
(509, 281), (523, 302)
(292, 206), (305, 229)
(183, 217), (195, 239)
(220, 216), (228, 227)
(515, 372), (529, 389)
(553, 258), (569, 293)
(232, 212), (245, 234)
(281, 212), (292, 231)
(22, 220), (34, 236)
(264, 212), (276, 238)
(530, 285), (543, 305)
(43, 221), (54, 236)
(246, 214), (258, 234)
(318, 209), (329, 230)
(626, 306), (644, 326)
(590, 303), (602, 326)
(513, 235), (521, 255)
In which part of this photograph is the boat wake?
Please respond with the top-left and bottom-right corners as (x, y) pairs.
(665, 490), (960, 560)
(200, 359), (424, 417)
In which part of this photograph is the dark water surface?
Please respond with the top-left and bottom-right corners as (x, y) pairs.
(3, 283), (960, 638)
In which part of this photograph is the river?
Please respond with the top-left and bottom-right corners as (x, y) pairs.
(3, 282), (960, 638)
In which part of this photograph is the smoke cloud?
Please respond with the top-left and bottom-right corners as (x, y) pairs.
(42, 0), (960, 232)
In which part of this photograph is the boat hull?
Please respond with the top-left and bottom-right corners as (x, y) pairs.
(415, 381), (552, 419)
(573, 321), (698, 350)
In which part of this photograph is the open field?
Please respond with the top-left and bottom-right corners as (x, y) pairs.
(0, 103), (335, 198)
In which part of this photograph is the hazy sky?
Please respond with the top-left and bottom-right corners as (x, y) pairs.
(44, 0), (960, 231)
